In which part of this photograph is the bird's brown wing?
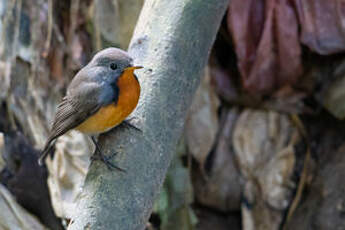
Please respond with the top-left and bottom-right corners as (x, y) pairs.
(38, 82), (102, 164)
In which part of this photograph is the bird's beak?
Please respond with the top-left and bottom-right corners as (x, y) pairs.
(125, 66), (143, 71)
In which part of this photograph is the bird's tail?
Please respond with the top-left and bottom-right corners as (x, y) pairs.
(38, 137), (56, 165)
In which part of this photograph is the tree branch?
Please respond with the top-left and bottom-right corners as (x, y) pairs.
(68, 0), (228, 229)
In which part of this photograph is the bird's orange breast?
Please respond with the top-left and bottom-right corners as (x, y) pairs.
(75, 69), (140, 134)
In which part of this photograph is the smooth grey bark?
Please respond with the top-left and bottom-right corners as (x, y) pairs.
(68, 0), (228, 229)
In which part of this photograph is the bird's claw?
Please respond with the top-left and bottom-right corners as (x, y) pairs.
(91, 151), (126, 172)
(90, 136), (126, 172)
(123, 118), (142, 132)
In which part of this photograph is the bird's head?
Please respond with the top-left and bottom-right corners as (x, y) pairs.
(88, 47), (143, 79)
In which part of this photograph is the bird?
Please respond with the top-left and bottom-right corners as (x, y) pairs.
(38, 47), (143, 171)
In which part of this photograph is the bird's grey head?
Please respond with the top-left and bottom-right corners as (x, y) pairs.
(89, 47), (134, 75)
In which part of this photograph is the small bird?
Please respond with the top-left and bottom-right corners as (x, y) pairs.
(39, 47), (142, 170)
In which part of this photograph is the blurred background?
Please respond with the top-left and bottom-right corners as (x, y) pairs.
(0, 0), (345, 229)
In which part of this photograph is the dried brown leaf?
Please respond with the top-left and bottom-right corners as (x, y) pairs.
(233, 109), (299, 230)
(185, 68), (220, 167)
(46, 131), (92, 219)
(227, 0), (302, 94)
(192, 108), (241, 212)
(294, 0), (345, 55)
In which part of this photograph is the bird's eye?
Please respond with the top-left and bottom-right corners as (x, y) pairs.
(110, 63), (118, 70)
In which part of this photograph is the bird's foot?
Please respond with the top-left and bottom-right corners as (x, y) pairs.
(123, 117), (142, 132)
(91, 151), (126, 172)
(90, 136), (126, 172)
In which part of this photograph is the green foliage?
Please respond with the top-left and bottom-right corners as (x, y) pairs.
(153, 140), (197, 230)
